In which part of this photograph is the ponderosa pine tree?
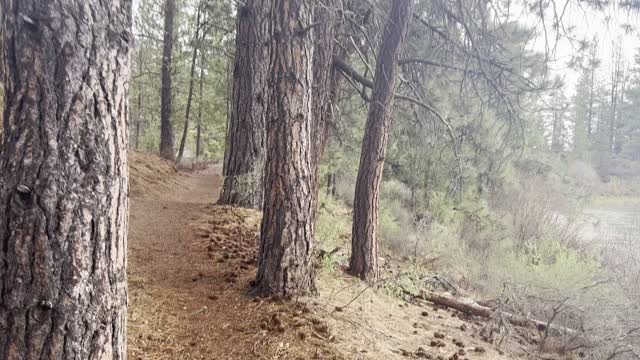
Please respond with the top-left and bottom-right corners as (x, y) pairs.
(0, 0), (131, 357)
(254, 0), (316, 296)
(572, 42), (601, 158)
(160, 0), (176, 161)
(349, 0), (414, 281)
(220, 0), (269, 208)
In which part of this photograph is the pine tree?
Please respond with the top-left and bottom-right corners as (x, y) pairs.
(0, 1), (131, 356)
(160, 0), (177, 160)
(254, 0), (317, 296)
(349, 0), (415, 281)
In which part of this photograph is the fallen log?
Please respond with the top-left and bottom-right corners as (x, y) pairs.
(414, 290), (578, 336)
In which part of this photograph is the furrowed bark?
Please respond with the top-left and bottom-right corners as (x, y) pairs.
(349, 0), (414, 281)
(0, 0), (131, 358)
(254, 0), (316, 296)
(219, 0), (269, 209)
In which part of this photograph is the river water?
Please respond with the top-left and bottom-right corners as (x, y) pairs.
(581, 203), (640, 255)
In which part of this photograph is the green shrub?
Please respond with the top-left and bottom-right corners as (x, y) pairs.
(316, 192), (351, 251)
(381, 179), (413, 204)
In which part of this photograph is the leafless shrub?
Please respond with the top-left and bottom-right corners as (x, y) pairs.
(567, 160), (603, 198)
(497, 177), (587, 254)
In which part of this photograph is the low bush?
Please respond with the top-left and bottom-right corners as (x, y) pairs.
(316, 191), (352, 251)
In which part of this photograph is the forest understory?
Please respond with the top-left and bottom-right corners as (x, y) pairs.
(126, 153), (582, 360)
(2, 0), (640, 358)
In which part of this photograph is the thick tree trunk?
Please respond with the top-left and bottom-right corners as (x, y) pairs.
(349, 0), (413, 281)
(0, 0), (131, 358)
(219, 0), (269, 209)
(176, 7), (201, 164)
(254, 0), (316, 296)
(160, 0), (176, 161)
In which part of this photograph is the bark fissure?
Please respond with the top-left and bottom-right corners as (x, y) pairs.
(0, 1), (131, 358)
(219, 0), (270, 209)
(254, 0), (316, 296)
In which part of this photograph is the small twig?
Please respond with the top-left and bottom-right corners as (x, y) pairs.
(331, 272), (408, 314)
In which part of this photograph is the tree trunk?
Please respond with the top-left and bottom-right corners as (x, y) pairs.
(160, 0), (176, 161)
(326, 173), (337, 197)
(254, 0), (316, 296)
(0, 1), (131, 358)
(135, 45), (144, 151)
(219, 0), (269, 209)
(176, 6), (202, 164)
(349, 0), (413, 281)
(196, 49), (205, 159)
(310, 0), (338, 200)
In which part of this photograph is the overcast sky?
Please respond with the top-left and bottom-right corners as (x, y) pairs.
(131, 0), (638, 95)
(516, 0), (640, 94)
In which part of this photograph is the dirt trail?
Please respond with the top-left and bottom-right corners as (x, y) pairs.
(126, 160), (520, 360)
(128, 166), (221, 290)
(127, 166), (223, 359)
(127, 164), (330, 360)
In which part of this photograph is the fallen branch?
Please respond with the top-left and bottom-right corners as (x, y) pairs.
(332, 272), (408, 314)
(317, 247), (341, 259)
(413, 290), (578, 337)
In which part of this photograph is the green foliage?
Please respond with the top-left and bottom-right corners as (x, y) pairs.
(481, 239), (602, 293)
(316, 192), (352, 251)
(131, 0), (232, 158)
(381, 263), (432, 300)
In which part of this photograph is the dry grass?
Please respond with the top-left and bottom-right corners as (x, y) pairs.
(125, 154), (547, 359)
(127, 166), (342, 360)
(129, 151), (181, 198)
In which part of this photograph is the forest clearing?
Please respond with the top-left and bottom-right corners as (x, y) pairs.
(1, 0), (640, 359)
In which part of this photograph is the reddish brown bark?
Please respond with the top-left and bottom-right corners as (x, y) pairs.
(254, 0), (316, 296)
(0, 0), (131, 357)
(349, 0), (414, 281)
(220, 0), (269, 208)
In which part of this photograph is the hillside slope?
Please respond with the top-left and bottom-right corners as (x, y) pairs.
(126, 152), (544, 359)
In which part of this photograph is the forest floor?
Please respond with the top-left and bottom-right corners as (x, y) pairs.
(126, 152), (526, 360)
